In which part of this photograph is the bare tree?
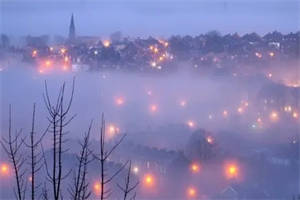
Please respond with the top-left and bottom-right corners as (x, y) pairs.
(22, 103), (49, 200)
(69, 121), (93, 200)
(40, 182), (49, 200)
(42, 79), (75, 200)
(117, 161), (139, 200)
(94, 114), (127, 200)
(0, 105), (27, 200)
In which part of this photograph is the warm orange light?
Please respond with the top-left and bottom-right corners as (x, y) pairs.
(45, 60), (52, 67)
(225, 164), (238, 179)
(0, 163), (9, 175)
(293, 112), (298, 119)
(93, 181), (101, 196)
(108, 125), (118, 134)
(143, 174), (154, 187)
(103, 40), (110, 47)
(187, 187), (197, 198)
(270, 111), (279, 121)
(269, 52), (275, 57)
(106, 124), (120, 139)
(28, 176), (32, 182)
(190, 163), (200, 173)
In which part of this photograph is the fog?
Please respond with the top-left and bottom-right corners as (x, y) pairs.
(0, 63), (299, 199)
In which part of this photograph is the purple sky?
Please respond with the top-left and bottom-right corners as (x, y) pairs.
(1, 0), (300, 37)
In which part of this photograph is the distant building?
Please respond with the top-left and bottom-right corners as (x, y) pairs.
(68, 14), (76, 41)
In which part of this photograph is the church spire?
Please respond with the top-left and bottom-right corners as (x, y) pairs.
(69, 13), (76, 41)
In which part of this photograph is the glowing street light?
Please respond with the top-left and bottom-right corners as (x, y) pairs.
(45, 60), (52, 67)
(64, 56), (69, 62)
(106, 124), (120, 140)
(237, 107), (244, 114)
(293, 112), (298, 119)
(187, 120), (195, 128)
(0, 163), (9, 176)
(32, 50), (38, 57)
(60, 48), (67, 54)
(132, 166), (139, 174)
(255, 52), (262, 58)
(93, 181), (101, 196)
(284, 106), (292, 112)
(270, 111), (279, 121)
(225, 164), (239, 179)
(151, 62), (157, 68)
(103, 40), (110, 47)
(190, 163), (200, 173)
(206, 136), (214, 144)
(143, 174), (154, 187)
(108, 124), (119, 134)
(187, 187), (197, 198)
(268, 73), (273, 78)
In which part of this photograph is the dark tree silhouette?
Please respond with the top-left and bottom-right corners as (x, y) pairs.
(117, 160), (139, 200)
(23, 104), (49, 200)
(40, 183), (49, 200)
(69, 121), (93, 200)
(94, 114), (127, 200)
(42, 79), (75, 200)
(0, 105), (27, 200)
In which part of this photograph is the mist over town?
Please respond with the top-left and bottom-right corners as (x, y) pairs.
(0, 1), (299, 199)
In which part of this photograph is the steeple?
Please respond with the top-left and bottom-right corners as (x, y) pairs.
(69, 14), (76, 41)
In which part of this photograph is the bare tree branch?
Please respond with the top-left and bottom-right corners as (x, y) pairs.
(0, 105), (27, 200)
